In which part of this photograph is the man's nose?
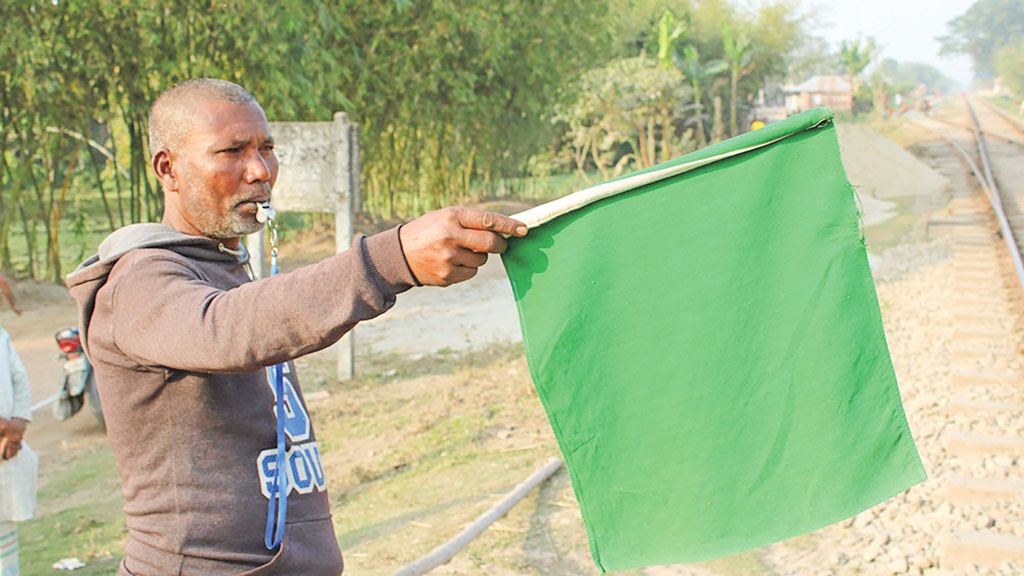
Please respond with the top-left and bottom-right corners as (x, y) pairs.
(244, 151), (272, 184)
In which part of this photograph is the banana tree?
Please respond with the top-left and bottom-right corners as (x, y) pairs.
(656, 9), (687, 69)
(679, 45), (728, 147)
(839, 37), (877, 95)
(722, 22), (754, 136)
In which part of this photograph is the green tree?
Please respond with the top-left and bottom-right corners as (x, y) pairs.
(0, 0), (819, 281)
(722, 21), (753, 136)
(656, 8), (688, 68)
(839, 37), (877, 95)
(311, 0), (611, 214)
(877, 58), (955, 95)
(0, 0), (615, 281)
(555, 57), (693, 179)
(996, 39), (1024, 99)
(787, 36), (840, 80)
(939, 0), (1024, 77)
(596, 0), (811, 140)
(679, 45), (727, 147)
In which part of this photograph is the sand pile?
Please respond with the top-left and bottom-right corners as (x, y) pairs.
(836, 123), (950, 212)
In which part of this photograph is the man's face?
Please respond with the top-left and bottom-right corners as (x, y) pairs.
(167, 99), (278, 240)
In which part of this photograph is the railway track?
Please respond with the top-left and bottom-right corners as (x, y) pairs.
(915, 96), (1024, 571)
(928, 117), (1024, 150)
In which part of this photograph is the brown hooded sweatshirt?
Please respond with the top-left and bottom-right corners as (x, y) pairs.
(66, 223), (417, 576)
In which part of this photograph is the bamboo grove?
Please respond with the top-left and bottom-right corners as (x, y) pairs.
(0, 0), (863, 282)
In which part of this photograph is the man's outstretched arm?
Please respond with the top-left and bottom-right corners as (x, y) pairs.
(106, 208), (525, 373)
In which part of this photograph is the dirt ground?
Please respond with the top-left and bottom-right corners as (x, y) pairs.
(0, 284), (105, 462)
(0, 104), (966, 575)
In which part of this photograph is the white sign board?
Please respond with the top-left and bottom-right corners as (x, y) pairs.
(247, 112), (360, 380)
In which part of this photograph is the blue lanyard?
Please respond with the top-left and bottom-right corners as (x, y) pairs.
(260, 206), (289, 550)
(264, 358), (289, 549)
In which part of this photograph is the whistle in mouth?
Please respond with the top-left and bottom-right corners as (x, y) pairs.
(256, 202), (276, 224)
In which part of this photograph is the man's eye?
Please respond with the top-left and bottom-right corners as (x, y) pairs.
(220, 147), (241, 154)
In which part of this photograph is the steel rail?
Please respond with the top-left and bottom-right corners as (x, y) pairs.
(925, 115), (1024, 149)
(975, 96), (1024, 135)
(906, 117), (994, 205)
(963, 94), (1024, 297)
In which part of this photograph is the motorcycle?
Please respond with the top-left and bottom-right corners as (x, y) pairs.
(54, 327), (104, 428)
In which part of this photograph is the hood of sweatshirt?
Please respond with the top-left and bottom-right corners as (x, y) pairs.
(66, 223), (251, 357)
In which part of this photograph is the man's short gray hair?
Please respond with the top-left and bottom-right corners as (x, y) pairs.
(148, 79), (256, 154)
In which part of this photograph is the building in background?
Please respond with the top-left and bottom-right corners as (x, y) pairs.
(785, 75), (853, 114)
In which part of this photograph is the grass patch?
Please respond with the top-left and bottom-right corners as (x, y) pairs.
(985, 95), (1023, 117)
(19, 341), (788, 575)
(19, 442), (125, 576)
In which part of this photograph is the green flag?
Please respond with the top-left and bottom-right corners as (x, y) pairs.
(502, 108), (925, 572)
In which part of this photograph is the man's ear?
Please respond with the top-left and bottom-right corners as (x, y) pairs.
(152, 149), (179, 192)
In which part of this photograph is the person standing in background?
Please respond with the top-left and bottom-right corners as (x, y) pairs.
(0, 275), (21, 316)
(0, 324), (36, 576)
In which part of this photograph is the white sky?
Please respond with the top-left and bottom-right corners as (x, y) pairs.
(807, 0), (976, 88)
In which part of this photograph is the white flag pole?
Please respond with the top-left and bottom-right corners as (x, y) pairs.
(510, 120), (830, 229)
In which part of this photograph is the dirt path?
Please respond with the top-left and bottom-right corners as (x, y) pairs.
(356, 256), (521, 357)
(1, 287), (107, 483)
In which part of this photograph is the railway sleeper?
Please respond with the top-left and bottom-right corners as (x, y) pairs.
(953, 250), (1001, 258)
(953, 238), (998, 246)
(946, 474), (1024, 506)
(955, 284), (1009, 296)
(953, 321), (1014, 334)
(950, 346), (1017, 362)
(954, 279), (1008, 288)
(954, 281), (1010, 291)
(955, 246), (1000, 254)
(953, 302), (1016, 314)
(954, 311), (1013, 323)
(951, 209), (994, 217)
(955, 295), (1013, 306)
(955, 279), (1007, 290)
(951, 369), (1023, 388)
(953, 327), (1013, 341)
(943, 530), (1024, 569)
(954, 269), (1002, 279)
(947, 432), (1024, 457)
(929, 216), (997, 227)
(953, 293), (1012, 305)
(954, 258), (1001, 267)
(953, 260), (1004, 271)
(955, 272), (1006, 283)
(953, 235), (997, 245)
(949, 397), (1024, 415)
(953, 256), (1002, 265)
